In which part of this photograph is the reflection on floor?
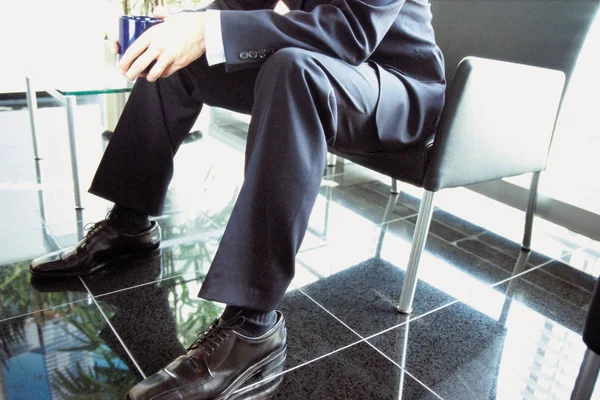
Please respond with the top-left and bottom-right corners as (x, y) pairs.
(1, 101), (599, 399)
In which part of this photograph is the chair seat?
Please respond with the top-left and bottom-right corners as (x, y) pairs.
(328, 138), (434, 188)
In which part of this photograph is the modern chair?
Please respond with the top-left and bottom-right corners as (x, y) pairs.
(327, 0), (600, 313)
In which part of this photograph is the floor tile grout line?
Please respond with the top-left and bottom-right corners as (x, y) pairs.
(294, 259), (326, 280)
(0, 297), (92, 324)
(445, 242), (525, 275)
(437, 233), (571, 282)
(347, 198), (595, 286)
(455, 230), (591, 275)
(333, 245), (590, 346)
(7, 106), (596, 396)
(489, 245), (590, 292)
(436, 238), (594, 305)
(382, 198), (591, 276)
(393, 184), (597, 254)
(90, 271), (198, 300)
(375, 212), (419, 227)
(362, 344), (441, 399)
(78, 275), (95, 296)
(373, 210), (534, 281)
(327, 245), (590, 342)
(429, 217), (486, 244)
(13, 241), (588, 334)
(297, 241), (329, 255)
(449, 230), (484, 245)
(392, 212), (480, 244)
(293, 243), (547, 342)
(361, 300), (461, 343)
(295, 285), (450, 399)
(9, 147), (595, 391)
(294, 285), (369, 342)
(528, 245), (595, 291)
(1, 263), (200, 324)
(79, 278), (148, 380)
(236, 336), (369, 395)
(294, 232), (586, 392)
(452, 232), (588, 268)
(292, 269), (464, 339)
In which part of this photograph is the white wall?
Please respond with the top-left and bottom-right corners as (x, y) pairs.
(0, 0), (212, 94)
(1, 0), (122, 93)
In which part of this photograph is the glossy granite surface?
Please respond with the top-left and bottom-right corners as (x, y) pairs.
(1, 102), (599, 399)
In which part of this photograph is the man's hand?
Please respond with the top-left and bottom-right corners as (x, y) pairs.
(118, 7), (206, 82)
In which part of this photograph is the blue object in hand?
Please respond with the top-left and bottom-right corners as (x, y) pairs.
(119, 15), (163, 73)
(118, 15), (163, 55)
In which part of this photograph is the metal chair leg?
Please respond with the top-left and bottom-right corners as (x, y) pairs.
(391, 179), (399, 194)
(571, 348), (600, 400)
(397, 190), (435, 314)
(522, 172), (541, 250)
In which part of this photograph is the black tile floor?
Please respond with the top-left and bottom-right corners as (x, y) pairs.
(1, 100), (600, 399)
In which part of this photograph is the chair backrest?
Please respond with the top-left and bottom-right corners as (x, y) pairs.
(430, 0), (600, 86)
(423, 57), (565, 191)
(421, 0), (599, 191)
(328, 0), (599, 188)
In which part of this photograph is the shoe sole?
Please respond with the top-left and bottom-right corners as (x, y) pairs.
(125, 345), (287, 400)
(228, 351), (287, 400)
(214, 345), (287, 400)
(30, 248), (162, 278)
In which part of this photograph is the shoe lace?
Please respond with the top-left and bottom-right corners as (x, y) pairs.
(80, 211), (116, 248)
(187, 315), (245, 356)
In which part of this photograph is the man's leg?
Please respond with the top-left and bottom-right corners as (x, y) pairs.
(32, 47), (383, 399)
(90, 57), (258, 216)
(29, 57), (259, 278)
(199, 48), (384, 311)
(128, 48), (385, 400)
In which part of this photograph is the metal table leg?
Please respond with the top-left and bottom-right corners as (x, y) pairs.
(26, 76), (85, 211)
(65, 95), (84, 211)
(25, 77), (42, 161)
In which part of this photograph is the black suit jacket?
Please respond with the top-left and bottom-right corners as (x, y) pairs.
(205, 0), (446, 149)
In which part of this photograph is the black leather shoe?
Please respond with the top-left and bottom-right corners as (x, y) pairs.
(127, 311), (287, 400)
(29, 219), (161, 278)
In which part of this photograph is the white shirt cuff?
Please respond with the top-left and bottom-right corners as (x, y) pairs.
(205, 10), (226, 66)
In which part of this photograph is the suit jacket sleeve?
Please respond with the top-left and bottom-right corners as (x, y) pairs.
(219, 0), (407, 71)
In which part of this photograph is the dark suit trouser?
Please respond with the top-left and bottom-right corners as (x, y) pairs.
(90, 48), (385, 311)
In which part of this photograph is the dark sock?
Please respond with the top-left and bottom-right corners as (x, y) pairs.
(221, 306), (277, 337)
(109, 204), (151, 234)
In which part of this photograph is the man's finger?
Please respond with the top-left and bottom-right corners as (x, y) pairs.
(118, 33), (152, 73)
(146, 56), (174, 82)
(124, 49), (160, 80)
(160, 63), (181, 79)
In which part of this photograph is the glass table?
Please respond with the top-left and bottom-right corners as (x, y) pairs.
(25, 63), (134, 210)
